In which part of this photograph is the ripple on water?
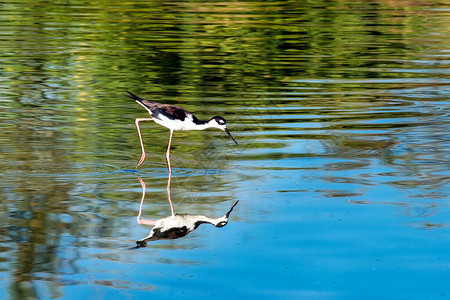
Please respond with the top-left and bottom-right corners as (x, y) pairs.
(93, 279), (155, 291)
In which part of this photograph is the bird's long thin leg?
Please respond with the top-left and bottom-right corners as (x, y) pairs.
(166, 129), (174, 174)
(166, 171), (175, 216)
(136, 176), (156, 225)
(135, 118), (153, 167)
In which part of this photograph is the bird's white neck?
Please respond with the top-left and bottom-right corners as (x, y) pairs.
(187, 118), (220, 131)
(195, 122), (218, 130)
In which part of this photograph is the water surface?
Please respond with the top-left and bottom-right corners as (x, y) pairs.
(1, 1), (449, 299)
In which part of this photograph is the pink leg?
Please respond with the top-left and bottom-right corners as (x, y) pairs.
(135, 118), (153, 167)
(166, 171), (175, 216)
(166, 130), (174, 173)
(136, 176), (157, 226)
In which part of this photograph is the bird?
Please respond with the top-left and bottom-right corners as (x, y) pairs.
(125, 91), (238, 171)
(134, 175), (238, 248)
(136, 201), (239, 248)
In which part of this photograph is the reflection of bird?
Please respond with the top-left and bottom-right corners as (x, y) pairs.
(134, 175), (238, 248)
(125, 91), (239, 171)
(136, 201), (238, 248)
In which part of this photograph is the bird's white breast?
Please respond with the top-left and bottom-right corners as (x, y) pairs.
(154, 114), (207, 131)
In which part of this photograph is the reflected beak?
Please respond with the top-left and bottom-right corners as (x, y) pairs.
(225, 201), (239, 218)
(224, 128), (239, 145)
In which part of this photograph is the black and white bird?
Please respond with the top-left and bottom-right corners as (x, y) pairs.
(133, 176), (238, 248)
(125, 91), (238, 171)
(135, 201), (239, 248)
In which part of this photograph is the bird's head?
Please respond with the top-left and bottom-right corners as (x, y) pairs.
(213, 201), (239, 228)
(209, 116), (239, 145)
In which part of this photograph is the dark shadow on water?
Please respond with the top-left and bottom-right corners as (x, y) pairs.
(130, 173), (238, 249)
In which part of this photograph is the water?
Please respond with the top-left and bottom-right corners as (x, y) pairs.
(1, 1), (449, 299)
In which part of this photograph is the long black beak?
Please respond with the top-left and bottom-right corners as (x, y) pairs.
(225, 201), (239, 218)
(225, 128), (239, 145)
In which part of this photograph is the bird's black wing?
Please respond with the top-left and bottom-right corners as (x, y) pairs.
(126, 91), (192, 122)
(152, 105), (189, 122)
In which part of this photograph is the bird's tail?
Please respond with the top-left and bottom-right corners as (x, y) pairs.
(125, 90), (144, 103)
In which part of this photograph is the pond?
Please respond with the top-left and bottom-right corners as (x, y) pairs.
(1, 1), (449, 299)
